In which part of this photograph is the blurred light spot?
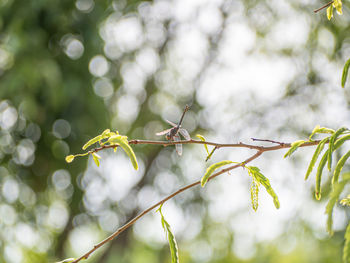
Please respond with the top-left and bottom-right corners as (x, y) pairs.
(93, 78), (114, 98)
(103, 43), (122, 60)
(98, 210), (119, 232)
(75, 0), (94, 13)
(117, 95), (139, 122)
(73, 213), (91, 227)
(15, 223), (38, 248)
(120, 62), (146, 96)
(0, 104), (18, 130)
(268, 16), (310, 50)
(47, 201), (69, 231)
(197, 5), (223, 35)
(35, 232), (52, 253)
(14, 139), (35, 166)
(69, 225), (101, 256)
(133, 213), (164, 246)
(25, 123), (41, 142)
(19, 185), (36, 207)
(0, 48), (14, 71)
(89, 55), (109, 77)
(0, 133), (14, 147)
(16, 115), (26, 132)
(4, 244), (22, 263)
(189, 240), (213, 262)
(101, 16), (144, 52)
(144, 120), (166, 140)
(154, 171), (179, 194)
(52, 169), (71, 191)
(145, 22), (166, 47)
(0, 204), (17, 225)
(137, 186), (159, 210)
(318, 27), (335, 53)
(232, 235), (256, 260)
(63, 37), (84, 60)
(136, 47), (159, 75)
(53, 119), (71, 139)
(2, 178), (19, 203)
(51, 140), (70, 159)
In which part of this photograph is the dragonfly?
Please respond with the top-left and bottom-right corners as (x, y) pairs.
(156, 105), (191, 156)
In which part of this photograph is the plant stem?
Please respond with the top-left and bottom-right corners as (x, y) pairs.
(70, 138), (322, 263)
(314, 1), (334, 13)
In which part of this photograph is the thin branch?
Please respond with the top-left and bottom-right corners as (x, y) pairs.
(71, 150), (262, 263)
(71, 138), (322, 263)
(314, 1), (333, 13)
(251, 138), (287, 146)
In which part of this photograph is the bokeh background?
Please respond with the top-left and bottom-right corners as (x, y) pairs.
(1, 0), (350, 262)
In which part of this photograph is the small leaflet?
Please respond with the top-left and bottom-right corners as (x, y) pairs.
(157, 205), (179, 263)
(309, 125), (335, 139)
(65, 155), (75, 163)
(250, 179), (259, 211)
(342, 58), (350, 88)
(327, 6), (333, 20)
(328, 127), (348, 171)
(247, 166), (280, 210)
(196, 134), (209, 155)
(333, 150), (350, 184)
(315, 151), (329, 200)
(108, 135), (138, 170)
(344, 222), (350, 263)
(340, 195), (350, 207)
(92, 152), (101, 167)
(333, 0), (342, 15)
(284, 140), (305, 158)
(201, 160), (234, 187)
(305, 137), (329, 180)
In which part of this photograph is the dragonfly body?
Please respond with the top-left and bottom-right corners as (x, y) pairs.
(156, 106), (191, 155)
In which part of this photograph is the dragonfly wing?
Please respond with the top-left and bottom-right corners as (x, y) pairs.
(179, 128), (191, 140)
(174, 135), (182, 156)
(165, 119), (177, 127)
(156, 128), (172, 136)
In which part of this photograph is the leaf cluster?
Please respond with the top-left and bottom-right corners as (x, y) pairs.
(65, 129), (138, 170)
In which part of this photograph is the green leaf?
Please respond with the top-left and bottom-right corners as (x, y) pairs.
(92, 152), (101, 167)
(327, 5), (333, 20)
(340, 195), (350, 206)
(108, 135), (138, 170)
(247, 166), (280, 209)
(333, 0), (342, 14)
(305, 137), (329, 180)
(325, 179), (347, 235)
(284, 140), (305, 158)
(158, 205), (179, 263)
(196, 134), (209, 155)
(342, 58), (350, 88)
(344, 222), (350, 263)
(309, 125), (335, 139)
(82, 135), (103, 150)
(315, 151), (328, 200)
(328, 127), (348, 171)
(250, 178), (259, 211)
(82, 129), (117, 150)
(333, 150), (350, 184)
(65, 155), (75, 163)
(201, 160), (234, 187)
